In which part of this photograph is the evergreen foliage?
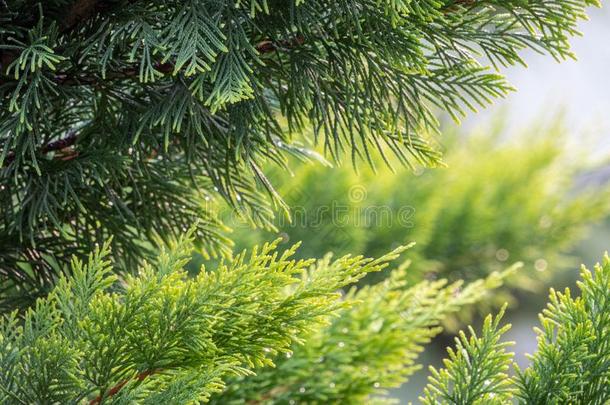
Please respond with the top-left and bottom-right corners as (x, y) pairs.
(421, 309), (515, 404)
(421, 254), (610, 405)
(210, 260), (514, 404)
(5, 231), (608, 403)
(0, 1), (607, 404)
(0, 0), (600, 308)
(0, 232), (408, 403)
(0, 230), (516, 403)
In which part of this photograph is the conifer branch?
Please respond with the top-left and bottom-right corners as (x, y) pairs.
(0, 235), (407, 402)
(0, 38), (300, 87)
(52, 62), (175, 86)
(0, 0), (601, 360)
(421, 254), (610, 404)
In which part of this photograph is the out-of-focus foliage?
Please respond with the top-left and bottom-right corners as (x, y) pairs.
(223, 126), (610, 316)
(421, 254), (610, 405)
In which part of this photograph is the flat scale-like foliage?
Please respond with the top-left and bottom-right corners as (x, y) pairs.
(422, 254), (610, 405)
(0, 232), (408, 403)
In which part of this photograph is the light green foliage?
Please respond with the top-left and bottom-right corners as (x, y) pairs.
(421, 309), (515, 404)
(421, 254), (610, 405)
(208, 261), (516, 404)
(224, 129), (610, 311)
(0, 232), (407, 403)
(516, 254), (610, 404)
(0, 0), (599, 308)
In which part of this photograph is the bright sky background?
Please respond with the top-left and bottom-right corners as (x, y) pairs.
(463, 6), (610, 163)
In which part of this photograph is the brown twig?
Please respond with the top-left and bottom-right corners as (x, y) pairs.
(255, 35), (305, 54)
(2, 131), (79, 167)
(89, 369), (158, 405)
(52, 62), (175, 86)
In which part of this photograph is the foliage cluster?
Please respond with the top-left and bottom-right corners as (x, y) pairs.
(0, 234), (512, 403)
(0, 0), (600, 308)
(422, 255), (610, 405)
